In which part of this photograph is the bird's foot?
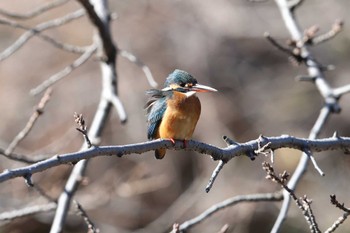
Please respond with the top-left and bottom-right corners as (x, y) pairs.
(169, 138), (176, 145)
(183, 140), (187, 148)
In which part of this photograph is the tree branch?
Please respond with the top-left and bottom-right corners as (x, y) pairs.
(1, 135), (350, 183)
(0, 9), (85, 61)
(0, 0), (69, 20)
(5, 88), (52, 155)
(30, 44), (97, 96)
(178, 192), (283, 231)
(0, 203), (57, 221)
(269, 0), (347, 231)
(119, 49), (158, 88)
(50, 0), (121, 232)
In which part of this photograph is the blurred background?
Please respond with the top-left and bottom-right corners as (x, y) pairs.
(0, 0), (350, 232)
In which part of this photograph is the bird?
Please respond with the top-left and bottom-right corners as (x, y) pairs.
(145, 69), (217, 159)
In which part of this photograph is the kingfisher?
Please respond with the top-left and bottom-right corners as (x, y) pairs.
(146, 69), (217, 159)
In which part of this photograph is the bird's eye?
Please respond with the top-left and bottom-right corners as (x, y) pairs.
(179, 82), (186, 87)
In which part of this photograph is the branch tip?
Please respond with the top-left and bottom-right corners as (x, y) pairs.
(24, 174), (33, 187)
(222, 135), (238, 146)
(205, 160), (225, 193)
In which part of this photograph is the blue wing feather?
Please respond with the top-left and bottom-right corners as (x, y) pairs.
(145, 90), (168, 139)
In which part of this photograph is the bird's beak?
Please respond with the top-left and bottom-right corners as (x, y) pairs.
(191, 84), (218, 93)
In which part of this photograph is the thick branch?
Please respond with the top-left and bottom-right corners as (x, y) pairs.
(270, 0), (346, 231)
(1, 135), (350, 183)
(77, 0), (116, 63)
(50, 0), (120, 232)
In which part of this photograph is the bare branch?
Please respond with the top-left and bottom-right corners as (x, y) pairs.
(270, 0), (347, 230)
(303, 150), (324, 176)
(0, 0), (69, 20)
(273, 106), (331, 233)
(302, 196), (320, 233)
(325, 212), (349, 233)
(325, 195), (350, 232)
(108, 94), (127, 123)
(0, 149), (44, 164)
(76, 0), (116, 63)
(30, 44), (97, 95)
(330, 195), (350, 213)
(0, 9), (85, 61)
(0, 135), (350, 183)
(288, 0), (304, 10)
(312, 20), (344, 45)
(263, 162), (321, 233)
(51, 0), (121, 232)
(74, 113), (92, 148)
(178, 192), (283, 231)
(73, 200), (99, 233)
(0, 203), (57, 221)
(119, 49), (158, 88)
(222, 135), (239, 146)
(205, 160), (225, 193)
(5, 88), (52, 155)
(264, 32), (295, 57)
(333, 84), (350, 98)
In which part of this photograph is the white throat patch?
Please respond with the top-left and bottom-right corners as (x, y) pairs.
(185, 91), (196, 97)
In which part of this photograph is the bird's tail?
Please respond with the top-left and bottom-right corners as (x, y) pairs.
(155, 148), (166, 159)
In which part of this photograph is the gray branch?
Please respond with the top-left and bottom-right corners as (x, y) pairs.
(1, 135), (350, 184)
(50, 0), (122, 232)
(30, 44), (97, 96)
(0, 203), (57, 221)
(0, 9), (85, 61)
(0, 0), (69, 20)
(179, 192), (283, 231)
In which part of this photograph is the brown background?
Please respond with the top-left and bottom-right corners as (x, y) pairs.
(0, 0), (350, 232)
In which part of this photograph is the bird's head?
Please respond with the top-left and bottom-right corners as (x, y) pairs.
(162, 69), (217, 94)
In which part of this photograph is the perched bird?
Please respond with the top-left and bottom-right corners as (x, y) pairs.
(146, 69), (217, 159)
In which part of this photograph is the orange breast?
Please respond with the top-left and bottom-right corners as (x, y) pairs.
(158, 91), (201, 140)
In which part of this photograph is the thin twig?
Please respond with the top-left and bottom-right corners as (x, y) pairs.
(263, 162), (321, 233)
(0, 203), (57, 221)
(74, 113), (92, 148)
(264, 32), (295, 57)
(73, 200), (99, 233)
(330, 195), (350, 213)
(0, 9), (85, 61)
(119, 49), (157, 88)
(0, 0), (69, 20)
(312, 20), (344, 45)
(0, 148), (44, 164)
(273, 106), (331, 233)
(333, 84), (350, 98)
(303, 150), (325, 176)
(178, 192), (283, 231)
(301, 196), (320, 233)
(288, 0), (304, 10)
(30, 44), (97, 96)
(217, 224), (230, 233)
(325, 212), (349, 233)
(205, 160), (225, 193)
(324, 195), (350, 233)
(108, 94), (127, 123)
(5, 88), (52, 155)
(0, 16), (88, 54)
